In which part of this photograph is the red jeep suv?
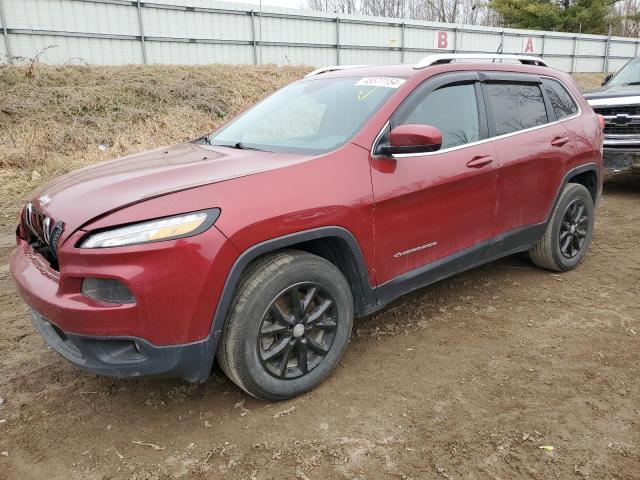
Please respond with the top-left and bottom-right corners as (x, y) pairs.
(10, 54), (603, 400)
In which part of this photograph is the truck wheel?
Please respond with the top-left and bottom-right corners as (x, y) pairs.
(529, 183), (594, 272)
(217, 250), (353, 400)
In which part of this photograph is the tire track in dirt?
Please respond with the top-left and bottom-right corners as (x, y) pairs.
(0, 176), (638, 479)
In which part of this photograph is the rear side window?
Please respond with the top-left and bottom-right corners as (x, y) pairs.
(486, 82), (548, 136)
(402, 83), (480, 149)
(542, 78), (579, 120)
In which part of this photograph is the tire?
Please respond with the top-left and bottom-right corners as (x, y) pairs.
(529, 183), (595, 272)
(216, 250), (354, 400)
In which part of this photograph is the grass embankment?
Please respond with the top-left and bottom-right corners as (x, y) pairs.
(0, 64), (309, 211)
(0, 64), (603, 213)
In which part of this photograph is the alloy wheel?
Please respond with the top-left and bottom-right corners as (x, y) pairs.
(257, 282), (338, 379)
(559, 199), (589, 258)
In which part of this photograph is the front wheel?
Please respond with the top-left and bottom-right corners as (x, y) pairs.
(216, 250), (353, 400)
(529, 183), (595, 271)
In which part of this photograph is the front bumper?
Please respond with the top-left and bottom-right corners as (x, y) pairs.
(603, 147), (640, 172)
(602, 135), (640, 172)
(10, 225), (236, 344)
(31, 310), (218, 382)
(10, 223), (240, 382)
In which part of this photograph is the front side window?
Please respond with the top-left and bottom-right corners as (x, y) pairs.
(209, 77), (402, 154)
(486, 82), (548, 136)
(542, 78), (578, 120)
(400, 83), (480, 149)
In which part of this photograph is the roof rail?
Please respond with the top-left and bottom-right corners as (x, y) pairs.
(413, 54), (548, 69)
(304, 64), (369, 78)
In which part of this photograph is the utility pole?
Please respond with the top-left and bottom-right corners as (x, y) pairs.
(0, 0), (12, 64)
(259, 0), (263, 65)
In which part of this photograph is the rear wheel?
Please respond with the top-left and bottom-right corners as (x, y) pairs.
(217, 250), (353, 400)
(529, 183), (594, 271)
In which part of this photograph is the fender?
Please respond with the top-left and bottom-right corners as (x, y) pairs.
(209, 226), (376, 336)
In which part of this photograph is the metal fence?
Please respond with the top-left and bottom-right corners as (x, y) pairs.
(1, 0), (639, 72)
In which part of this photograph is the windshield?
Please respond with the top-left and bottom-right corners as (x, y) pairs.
(208, 76), (404, 154)
(608, 58), (640, 86)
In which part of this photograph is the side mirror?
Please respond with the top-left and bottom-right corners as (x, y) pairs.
(379, 124), (442, 156)
(602, 73), (613, 86)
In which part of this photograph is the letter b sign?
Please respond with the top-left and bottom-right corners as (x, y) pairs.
(434, 31), (449, 50)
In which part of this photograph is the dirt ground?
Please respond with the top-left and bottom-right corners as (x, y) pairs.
(0, 171), (637, 479)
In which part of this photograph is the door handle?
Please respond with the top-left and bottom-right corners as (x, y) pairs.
(466, 155), (494, 168)
(551, 136), (570, 147)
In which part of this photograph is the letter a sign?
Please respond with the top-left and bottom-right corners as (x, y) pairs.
(434, 31), (449, 50)
(522, 37), (535, 53)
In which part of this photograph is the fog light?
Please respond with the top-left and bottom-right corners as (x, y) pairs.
(82, 278), (135, 304)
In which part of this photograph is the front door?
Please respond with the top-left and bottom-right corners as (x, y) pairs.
(371, 72), (499, 286)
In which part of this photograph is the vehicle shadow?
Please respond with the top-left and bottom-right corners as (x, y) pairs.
(603, 172), (640, 196)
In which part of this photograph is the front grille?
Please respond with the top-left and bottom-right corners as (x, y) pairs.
(22, 203), (64, 270)
(593, 105), (640, 137)
(603, 124), (640, 135)
(593, 105), (640, 116)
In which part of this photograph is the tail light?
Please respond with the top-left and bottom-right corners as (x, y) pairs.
(597, 114), (605, 130)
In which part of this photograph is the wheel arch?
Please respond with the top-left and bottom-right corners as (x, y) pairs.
(566, 168), (598, 203)
(210, 227), (376, 337)
(546, 163), (599, 224)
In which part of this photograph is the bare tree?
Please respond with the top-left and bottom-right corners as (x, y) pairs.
(613, 0), (640, 37)
(303, 0), (499, 25)
(304, 0), (358, 14)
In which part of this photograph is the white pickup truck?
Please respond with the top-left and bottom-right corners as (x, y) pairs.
(584, 57), (640, 173)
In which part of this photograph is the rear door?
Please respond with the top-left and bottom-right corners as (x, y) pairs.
(371, 72), (499, 285)
(481, 73), (576, 236)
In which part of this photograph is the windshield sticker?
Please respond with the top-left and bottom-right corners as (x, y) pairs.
(358, 87), (379, 101)
(355, 77), (406, 89)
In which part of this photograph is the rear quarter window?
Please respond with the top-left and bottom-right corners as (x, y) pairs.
(486, 82), (548, 136)
(542, 78), (579, 120)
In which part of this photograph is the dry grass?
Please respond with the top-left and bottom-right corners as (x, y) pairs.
(0, 64), (310, 211)
(573, 72), (607, 91)
(0, 64), (603, 213)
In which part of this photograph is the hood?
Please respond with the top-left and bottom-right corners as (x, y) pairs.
(583, 84), (640, 104)
(29, 142), (309, 241)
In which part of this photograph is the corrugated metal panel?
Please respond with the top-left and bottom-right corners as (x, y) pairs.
(578, 39), (606, 57)
(459, 31), (501, 54)
(340, 22), (400, 48)
(404, 27), (447, 51)
(608, 57), (632, 71)
(1, 0), (638, 71)
(610, 40), (637, 58)
(142, 8), (250, 41)
(543, 37), (575, 56)
(261, 16), (333, 45)
(146, 41), (252, 64)
(339, 47), (401, 65)
(260, 44), (335, 66)
(575, 57), (606, 73)
(6, 0), (140, 36)
(9, 33), (143, 64)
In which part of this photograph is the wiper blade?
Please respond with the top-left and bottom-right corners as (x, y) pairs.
(209, 142), (272, 153)
(233, 142), (270, 152)
(621, 81), (640, 86)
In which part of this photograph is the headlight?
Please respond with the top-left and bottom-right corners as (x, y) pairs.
(80, 209), (220, 248)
